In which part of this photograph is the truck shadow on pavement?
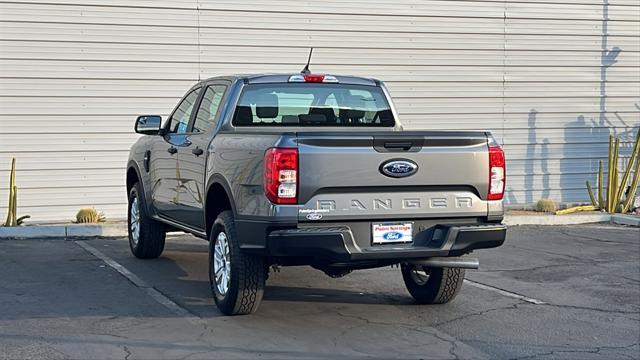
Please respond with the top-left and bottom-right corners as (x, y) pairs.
(263, 285), (412, 305)
(115, 241), (417, 319)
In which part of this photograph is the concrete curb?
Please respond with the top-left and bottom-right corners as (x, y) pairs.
(503, 213), (612, 226)
(0, 223), (128, 239)
(610, 214), (640, 227)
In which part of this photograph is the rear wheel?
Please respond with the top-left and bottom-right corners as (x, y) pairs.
(401, 264), (465, 304)
(209, 210), (265, 315)
(128, 183), (166, 259)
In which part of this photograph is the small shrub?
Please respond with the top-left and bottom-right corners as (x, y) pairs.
(535, 198), (557, 213)
(75, 208), (106, 223)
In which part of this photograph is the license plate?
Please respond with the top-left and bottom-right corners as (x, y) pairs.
(372, 222), (413, 244)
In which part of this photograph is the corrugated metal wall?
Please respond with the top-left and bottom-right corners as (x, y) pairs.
(1, 0), (639, 222)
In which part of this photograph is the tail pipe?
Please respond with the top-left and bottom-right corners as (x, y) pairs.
(409, 256), (479, 269)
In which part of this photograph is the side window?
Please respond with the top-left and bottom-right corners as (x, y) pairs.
(193, 85), (227, 133)
(167, 88), (200, 134)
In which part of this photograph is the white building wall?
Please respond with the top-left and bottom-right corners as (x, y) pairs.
(0, 0), (639, 222)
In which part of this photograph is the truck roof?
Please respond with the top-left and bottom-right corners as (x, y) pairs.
(201, 73), (380, 86)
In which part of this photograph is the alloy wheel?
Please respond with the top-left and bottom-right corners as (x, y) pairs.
(213, 232), (231, 295)
(130, 197), (140, 246)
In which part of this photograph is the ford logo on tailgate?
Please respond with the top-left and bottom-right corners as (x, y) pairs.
(380, 159), (418, 178)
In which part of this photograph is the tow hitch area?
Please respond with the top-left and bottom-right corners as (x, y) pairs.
(408, 256), (479, 269)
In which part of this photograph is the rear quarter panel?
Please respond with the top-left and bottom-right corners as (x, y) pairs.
(207, 132), (285, 218)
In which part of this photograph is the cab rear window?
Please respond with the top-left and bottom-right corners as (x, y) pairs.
(232, 83), (395, 127)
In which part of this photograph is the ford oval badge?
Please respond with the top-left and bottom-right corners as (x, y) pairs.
(383, 231), (403, 241)
(306, 212), (323, 221)
(380, 159), (418, 178)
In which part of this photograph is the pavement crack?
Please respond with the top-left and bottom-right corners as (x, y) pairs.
(620, 275), (640, 284)
(510, 343), (639, 360)
(123, 345), (132, 360)
(480, 263), (585, 273)
(333, 311), (387, 342)
(334, 311), (471, 359)
(558, 230), (635, 245)
(87, 332), (129, 340)
(331, 322), (365, 349)
(434, 334), (460, 360)
(414, 328), (462, 360)
(334, 311), (397, 327)
(506, 244), (598, 264)
(177, 350), (212, 360)
(537, 302), (639, 315)
(432, 302), (524, 327)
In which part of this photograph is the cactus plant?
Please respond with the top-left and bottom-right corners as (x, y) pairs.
(622, 149), (640, 213)
(3, 158), (30, 227)
(75, 208), (106, 223)
(535, 198), (557, 213)
(555, 205), (596, 215)
(586, 130), (640, 213)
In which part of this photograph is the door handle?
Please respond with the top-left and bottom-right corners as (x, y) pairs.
(167, 146), (177, 155)
(192, 147), (204, 157)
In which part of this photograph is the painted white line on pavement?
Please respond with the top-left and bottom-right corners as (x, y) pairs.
(75, 241), (205, 325)
(75, 239), (547, 313)
(464, 279), (547, 305)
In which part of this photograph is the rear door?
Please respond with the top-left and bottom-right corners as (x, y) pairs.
(296, 131), (490, 221)
(174, 82), (229, 230)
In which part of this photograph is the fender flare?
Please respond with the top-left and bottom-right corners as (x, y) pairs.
(126, 160), (154, 215)
(204, 174), (238, 219)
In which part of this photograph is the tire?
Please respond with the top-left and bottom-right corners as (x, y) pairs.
(209, 210), (265, 315)
(128, 182), (166, 259)
(401, 264), (465, 304)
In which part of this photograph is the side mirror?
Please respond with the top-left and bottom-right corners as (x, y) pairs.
(135, 115), (162, 135)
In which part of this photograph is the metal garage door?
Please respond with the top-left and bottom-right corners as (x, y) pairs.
(0, 0), (638, 221)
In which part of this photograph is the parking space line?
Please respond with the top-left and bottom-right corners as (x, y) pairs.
(75, 241), (206, 325)
(75, 239), (546, 316)
(464, 279), (546, 305)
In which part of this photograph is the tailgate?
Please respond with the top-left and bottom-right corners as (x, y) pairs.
(296, 131), (490, 221)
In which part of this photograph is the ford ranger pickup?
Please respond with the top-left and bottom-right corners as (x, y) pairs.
(126, 72), (507, 315)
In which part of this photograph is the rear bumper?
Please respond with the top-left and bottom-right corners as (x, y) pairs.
(266, 223), (506, 263)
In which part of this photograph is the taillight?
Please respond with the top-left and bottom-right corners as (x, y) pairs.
(303, 74), (325, 83)
(288, 74), (339, 83)
(488, 145), (505, 200)
(264, 148), (298, 204)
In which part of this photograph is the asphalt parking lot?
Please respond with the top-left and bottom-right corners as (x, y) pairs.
(1, 224), (638, 359)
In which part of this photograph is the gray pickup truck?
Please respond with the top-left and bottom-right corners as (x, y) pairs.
(126, 72), (507, 315)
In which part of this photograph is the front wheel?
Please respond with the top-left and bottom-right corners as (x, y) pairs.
(128, 182), (166, 259)
(209, 211), (265, 315)
(401, 264), (465, 304)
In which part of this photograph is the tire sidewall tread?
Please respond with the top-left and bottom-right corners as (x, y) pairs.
(209, 210), (265, 315)
(401, 264), (465, 304)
